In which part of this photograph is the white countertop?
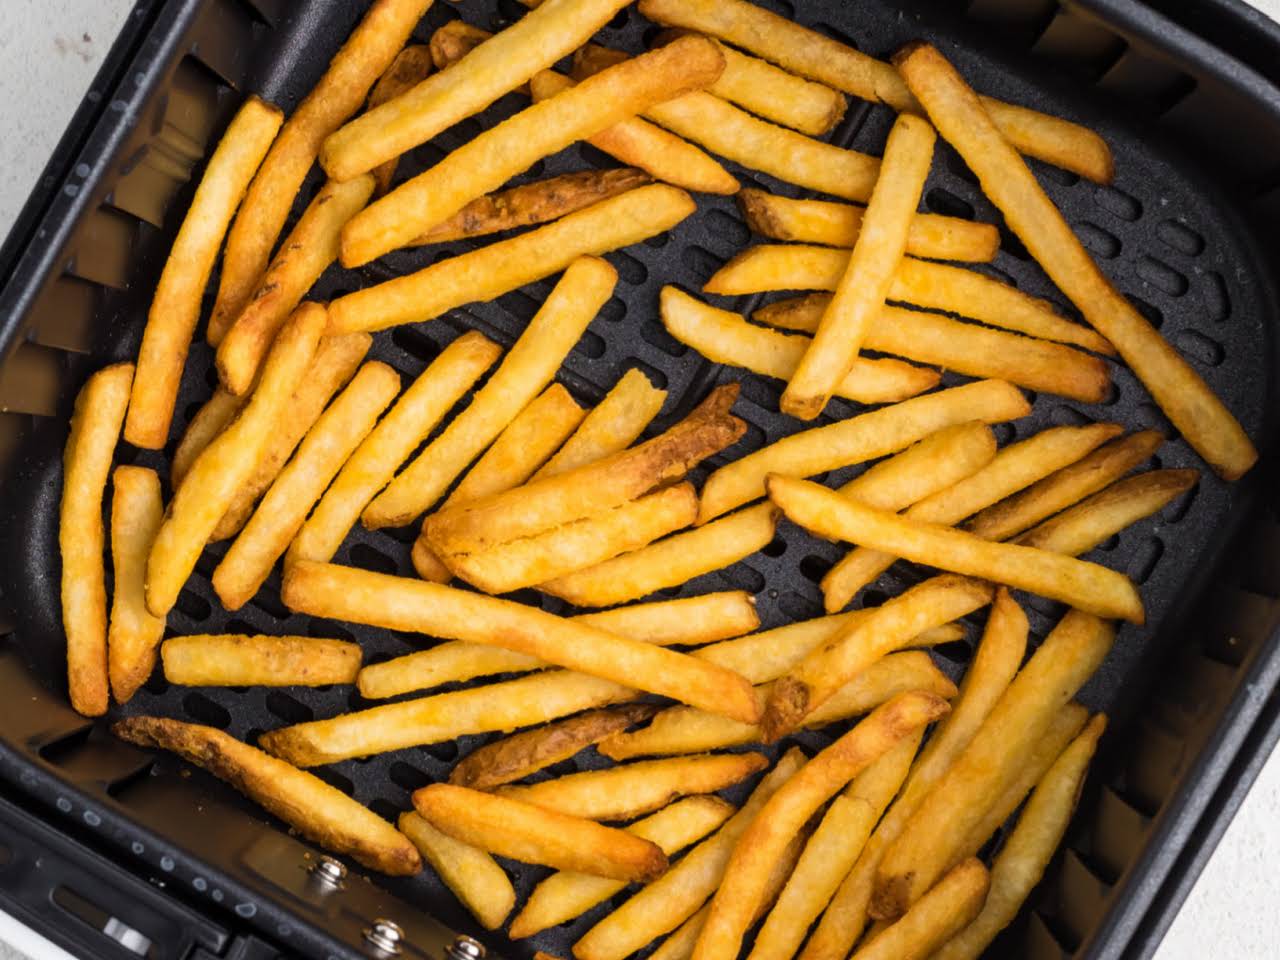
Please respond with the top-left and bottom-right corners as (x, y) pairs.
(1, 2), (1277, 958)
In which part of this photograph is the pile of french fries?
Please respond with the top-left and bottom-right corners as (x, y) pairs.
(58, 0), (1255, 955)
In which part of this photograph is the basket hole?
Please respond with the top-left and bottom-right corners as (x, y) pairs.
(573, 330), (607, 360)
(761, 536), (787, 558)
(931, 639), (973, 665)
(391, 327), (441, 365)
(1203, 272), (1231, 322)
(1127, 537), (1164, 584)
(717, 563), (766, 594)
(607, 6), (630, 30)
(779, 590), (818, 621)
(1094, 185), (1142, 221)
(312, 767), (354, 796)
(308, 618), (355, 643)
(705, 209), (751, 247)
(182, 692), (231, 729)
(1161, 483), (1198, 524)
(250, 589), (290, 620)
(641, 320), (687, 358)
(1095, 534), (1121, 553)
(1172, 330), (1225, 367)
(599, 297), (627, 323)
(1050, 405), (1093, 427)
(265, 691), (313, 725)
(1126, 294), (1163, 329)
(684, 245), (726, 287)
(349, 543), (398, 576)
(369, 798), (401, 823)
(389, 761), (432, 792)
(144, 672), (170, 695)
(1156, 219), (1204, 256)
(173, 589), (212, 622)
(426, 740), (459, 763)
(1076, 221), (1120, 259)
(993, 422), (1018, 444)
(643, 231), (671, 249)
(1135, 257), (1188, 297)
(996, 225), (1032, 260)
(924, 188), (974, 221)
(496, 288), (542, 323)
(611, 252), (648, 286)
(625, 360), (668, 392)
(862, 589), (890, 609)
(799, 555), (832, 584)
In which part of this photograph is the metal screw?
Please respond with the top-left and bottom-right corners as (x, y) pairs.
(364, 919), (404, 956)
(446, 935), (486, 960)
(308, 855), (347, 890)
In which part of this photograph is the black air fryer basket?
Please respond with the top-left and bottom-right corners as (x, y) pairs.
(0, 0), (1278, 958)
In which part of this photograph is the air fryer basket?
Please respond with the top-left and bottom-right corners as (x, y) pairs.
(0, 0), (1278, 958)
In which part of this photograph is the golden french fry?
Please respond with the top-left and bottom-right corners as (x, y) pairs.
(968, 430), (1164, 541)
(282, 561), (761, 723)
(837, 422), (997, 515)
(896, 42), (1253, 479)
(211, 0), (431, 341)
(61, 362), (134, 716)
(660, 288), (940, 406)
(769, 477), (1145, 624)
(574, 749), (807, 960)
(764, 575), (994, 740)
(328, 184), (694, 333)
(107, 466), (166, 704)
(289, 332), (500, 566)
(171, 390), (245, 489)
(161, 634), (361, 687)
(125, 98), (280, 448)
(114, 717), (420, 875)
(736, 189), (998, 263)
(321, 0), (633, 181)
(341, 36), (723, 265)
(784, 114), (936, 419)
(636, 0), (1114, 183)
(216, 176), (375, 396)
(359, 644), (546, 698)
(852, 859), (989, 960)
(398, 812), (515, 930)
(533, 368), (667, 480)
(413, 784), (667, 881)
(146, 304), (324, 617)
(873, 609), (1113, 918)
(367, 45), (434, 197)
(512, 796), (734, 938)
(699, 379), (1030, 524)
(365, 257), (616, 528)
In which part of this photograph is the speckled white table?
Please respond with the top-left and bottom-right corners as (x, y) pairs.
(1, 2), (1278, 958)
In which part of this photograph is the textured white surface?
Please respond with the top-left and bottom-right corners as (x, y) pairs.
(0, 2), (1279, 959)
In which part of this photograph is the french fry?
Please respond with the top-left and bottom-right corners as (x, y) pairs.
(533, 368), (667, 480)
(398, 812), (515, 930)
(692, 692), (950, 960)
(365, 257), (616, 528)
(215, 175), (375, 395)
(444, 483), (699, 594)
(823, 423), (1124, 609)
(413, 784), (667, 882)
(699, 379), (1029, 523)
(769, 477), (1145, 624)
(736, 189), (999, 263)
(427, 384), (742, 554)
(161, 634), (361, 687)
(511, 796), (735, 938)
(501, 753), (767, 821)
(366, 45), (434, 197)
(763, 575), (994, 740)
(327, 184), (695, 333)
(212, 362), (400, 609)
(60, 362), (134, 716)
(896, 41), (1254, 479)
(852, 859), (989, 960)
(574, 749), (806, 960)
(450, 704), (660, 790)
(171, 390), (245, 489)
(428, 19), (493, 71)
(635, 0), (1114, 183)
(124, 98), (280, 448)
(413, 168), (652, 244)
(784, 114), (935, 419)
(934, 716), (1106, 960)
(967, 430), (1165, 541)
(113, 717), (420, 875)
(289, 332), (500, 566)
(107, 466), (166, 704)
(146, 304), (324, 617)
(282, 561), (762, 723)
(210, 0), (432, 341)
(873, 609), (1113, 917)
(660, 288), (940, 406)
(359, 644), (547, 698)
(340, 36), (723, 265)
(321, 0), (634, 181)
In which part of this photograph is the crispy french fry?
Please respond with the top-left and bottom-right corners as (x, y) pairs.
(736, 189), (999, 263)
(769, 477), (1145, 624)
(428, 19), (492, 71)
(212, 362), (399, 609)
(171, 390), (245, 489)
(107, 466), (166, 704)
(852, 859), (989, 960)
(450, 704), (659, 791)
(660, 288), (940, 406)
(967, 430), (1164, 541)
(359, 644), (546, 698)
(534, 369), (667, 480)
(61, 363), (134, 716)
(636, 0), (1114, 183)
(784, 114), (935, 419)
(398, 812), (515, 930)
(146, 305), (324, 617)
(210, 0), (432, 341)
(699, 379), (1029, 524)
(125, 98), (280, 448)
(512, 796), (735, 938)
(114, 717), (420, 875)
(321, 0), (633, 181)
(367, 45), (434, 197)
(282, 561), (761, 723)
(365, 257), (616, 528)
(289, 332), (500, 566)
(574, 749), (807, 960)
(413, 784), (667, 881)
(896, 42), (1253, 479)
(327, 184), (694, 333)
(161, 634), (361, 687)
(216, 176), (375, 395)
